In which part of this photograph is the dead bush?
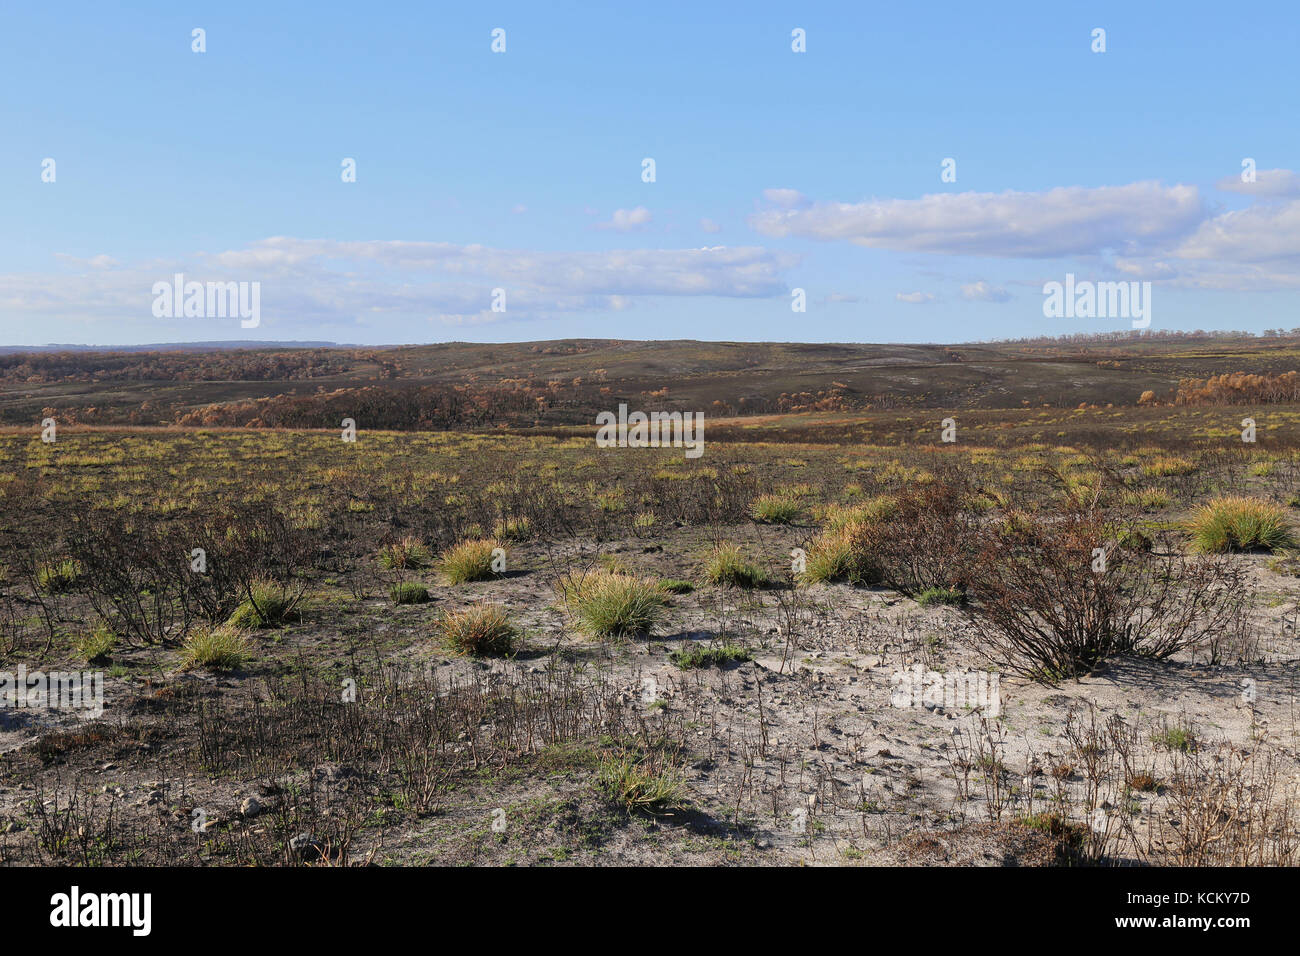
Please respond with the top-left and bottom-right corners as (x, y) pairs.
(964, 508), (1246, 681)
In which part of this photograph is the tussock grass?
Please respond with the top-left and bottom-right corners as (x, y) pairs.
(670, 642), (752, 669)
(181, 624), (251, 671)
(822, 495), (896, 532)
(437, 603), (516, 656)
(76, 626), (117, 664)
(1188, 496), (1295, 553)
(440, 538), (504, 584)
(1121, 487), (1170, 509)
(227, 577), (303, 629)
(596, 751), (684, 814)
(800, 526), (857, 584)
(37, 559), (82, 593)
(377, 536), (430, 570)
(560, 570), (666, 639)
(492, 516), (532, 541)
(915, 586), (965, 607)
(703, 543), (768, 588)
(388, 581), (430, 604)
(750, 493), (801, 524)
(1141, 456), (1197, 477)
(800, 500), (893, 585)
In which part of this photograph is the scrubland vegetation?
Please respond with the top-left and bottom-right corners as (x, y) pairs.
(4, 339), (1300, 867)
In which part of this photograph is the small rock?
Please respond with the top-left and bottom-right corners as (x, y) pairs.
(289, 832), (322, 859)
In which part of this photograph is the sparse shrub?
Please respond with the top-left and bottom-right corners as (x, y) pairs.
(377, 536), (430, 570)
(1188, 496), (1295, 553)
(181, 624), (250, 671)
(703, 543), (767, 588)
(750, 493), (801, 524)
(388, 581), (430, 605)
(440, 538), (504, 584)
(437, 603), (516, 656)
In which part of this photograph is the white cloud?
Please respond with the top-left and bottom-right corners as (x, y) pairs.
(699, 218), (722, 233)
(596, 206), (653, 232)
(1174, 199), (1300, 263)
(750, 182), (1204, 258)
(896, 291), (935, 304)
(0, 239), (799, 329)
(53, 253), (121, 269)
(1216, 168), (1300, 198)
(762, 188), (810, 210)
(960, 280), (1010, 302)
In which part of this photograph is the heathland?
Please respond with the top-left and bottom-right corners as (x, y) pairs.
(1, 333), (1299, 866)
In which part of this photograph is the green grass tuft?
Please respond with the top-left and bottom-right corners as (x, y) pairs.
(1188, 496), (1295, 553)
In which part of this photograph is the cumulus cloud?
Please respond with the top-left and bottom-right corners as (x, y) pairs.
(1216, 168), (1300, 198)
(896, 291), (935, 304)
(1174, 199), (1300, 262)
(960, 280), (1011, 302)
(750, 182), (1204, 258)
(1094, 197), (1300, 291)
(596, 206), (653, 231)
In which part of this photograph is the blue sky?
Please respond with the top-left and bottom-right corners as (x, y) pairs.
(1, 1), (1297, 346)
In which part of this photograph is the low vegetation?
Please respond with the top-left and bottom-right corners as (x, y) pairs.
(437, 604), (516, 656)
(1188, 496), (1295, 553)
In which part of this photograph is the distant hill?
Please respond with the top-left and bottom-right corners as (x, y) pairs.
(0, 341), (339, 354)
(2, 335), (1299, 428)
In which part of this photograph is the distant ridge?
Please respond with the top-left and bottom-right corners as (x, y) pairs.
(0, 341), (341, 354)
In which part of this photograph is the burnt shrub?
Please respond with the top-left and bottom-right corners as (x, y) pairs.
(852, 479), (985, 597)
(963, 508), (1245, 682)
